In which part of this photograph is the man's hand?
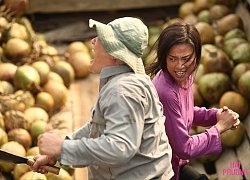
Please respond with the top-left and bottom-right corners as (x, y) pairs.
(32, 155), (57, 174)
(37, 131), (63, 156)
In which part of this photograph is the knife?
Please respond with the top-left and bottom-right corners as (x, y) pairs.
(0, 149), (60, 175)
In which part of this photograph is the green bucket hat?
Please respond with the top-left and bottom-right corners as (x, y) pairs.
(89, 17), (148, 74)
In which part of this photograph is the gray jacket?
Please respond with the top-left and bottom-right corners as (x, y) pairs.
(58, 65), (174, 180)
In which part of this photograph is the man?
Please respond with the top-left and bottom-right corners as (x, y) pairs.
(32, 17), (174, 180)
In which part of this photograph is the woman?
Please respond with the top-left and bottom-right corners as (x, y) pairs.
(146, 21), (240, 180)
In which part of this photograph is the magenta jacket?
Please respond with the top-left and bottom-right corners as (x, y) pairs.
(152, 70), (222, 180)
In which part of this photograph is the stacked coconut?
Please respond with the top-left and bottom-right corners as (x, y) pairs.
(0, 0), (92, 179)
(143, 0), (250, 174)
(177, 0), (249, 173)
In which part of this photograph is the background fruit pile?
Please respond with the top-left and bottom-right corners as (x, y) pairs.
(142, 0), (250, 176)
(0, 0), (92, 179)
(0, 0), (250, 179)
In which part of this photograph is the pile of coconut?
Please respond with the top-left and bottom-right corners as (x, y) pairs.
(143, 0), (250, 171)
(0, 0), (92, 179)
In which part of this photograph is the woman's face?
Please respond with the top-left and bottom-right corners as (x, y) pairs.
(166, 43), (196, 86)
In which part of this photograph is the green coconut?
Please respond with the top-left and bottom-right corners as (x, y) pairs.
(238, 70), (250, 100)
(224, 28), (247, 41)
(198, 72), (231, 104)
(29, 120), (48, 146)
(231, 62), (250, 85)
(13, 64), (40, 92)
(231, 42), (250, 64)
(222, 38), (247, 59)
(220, 122), (245, 148)
(51, 61), (75, 88)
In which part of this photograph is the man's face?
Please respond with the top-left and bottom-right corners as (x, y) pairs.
(88, 37), (113, 74)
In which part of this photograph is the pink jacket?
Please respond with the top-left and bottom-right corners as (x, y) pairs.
(152, 70), (222, 180)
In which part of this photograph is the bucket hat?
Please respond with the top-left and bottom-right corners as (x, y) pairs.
(89, 17), (148, 74)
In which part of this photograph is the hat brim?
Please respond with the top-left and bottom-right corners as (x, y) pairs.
(89, 19), (145, 74)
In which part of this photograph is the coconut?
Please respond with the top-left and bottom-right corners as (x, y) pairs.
(178, 1), (195, 19)
(41, 45), (60, 63)
(0, 62), (17, 83)
(29, 120), (48, 146)
(51, 61), (75, 88)
(47, 71), (64, 84)
(1, 22), (28, 43)
(220, 122), (245, 147)
(198, 72), (231, 104)
(13, 163), (32, 180)
(45, 168), (72, 180)
(4, 110), (30, 131)
(14, 90), (35, 108)
(215, 14), (244, 35)
(0, 95), (26, 113)
(197, 10), (210, 24)
(231, 62), (250, 85)
(222, 38), (248, 59)
(4, 37), (30, 64)
(32, 61), (51, 86)
(26, 146), (39, 156)
(4, 0), (29, 17)
(183, 14), (198, 24)
(43, 80), (68, 111)
(198, 153), (221, 164)
(194, 64), (205, 83)
(214, 35), (224, 49)
(0, 127), (8, 146)
(231, 43), (250, 64)
(65, 41), (89, 57)
(13, 65), (40, 92)
(24, 107), (49, 123)
(66, 51), (91, 78)
(35, 92), (55, 114)
(195, 22), (215, 44)
(0, 80), (14, 94)
(238, 70), (250, 100)
(208, 4), (231, 21)
(202, 46), (233, 74)
(0, 17), (8, 32)
(0, 141), (26, 173)
(193, 83), (204, 107)
(8, 128), (32, 150)
(224, 28), (247, 41)
(0, 113), (5, 129)
(20, 171), (47, 180)
(219, 91), (249, 120)
(193, 0), (217, 14)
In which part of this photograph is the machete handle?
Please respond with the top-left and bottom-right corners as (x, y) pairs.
(27, 159), (60, 175)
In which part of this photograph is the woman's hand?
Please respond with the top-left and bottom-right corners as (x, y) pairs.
(32, 155), (57, 174)
(215, 106), (240, 133)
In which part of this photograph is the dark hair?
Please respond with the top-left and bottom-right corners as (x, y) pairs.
(145, 21), (201, 76)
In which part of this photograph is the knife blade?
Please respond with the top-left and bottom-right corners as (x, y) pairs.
(0, 149), (60, 175)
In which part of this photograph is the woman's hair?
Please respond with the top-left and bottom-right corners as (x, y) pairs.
(145, 21), (202, 76)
